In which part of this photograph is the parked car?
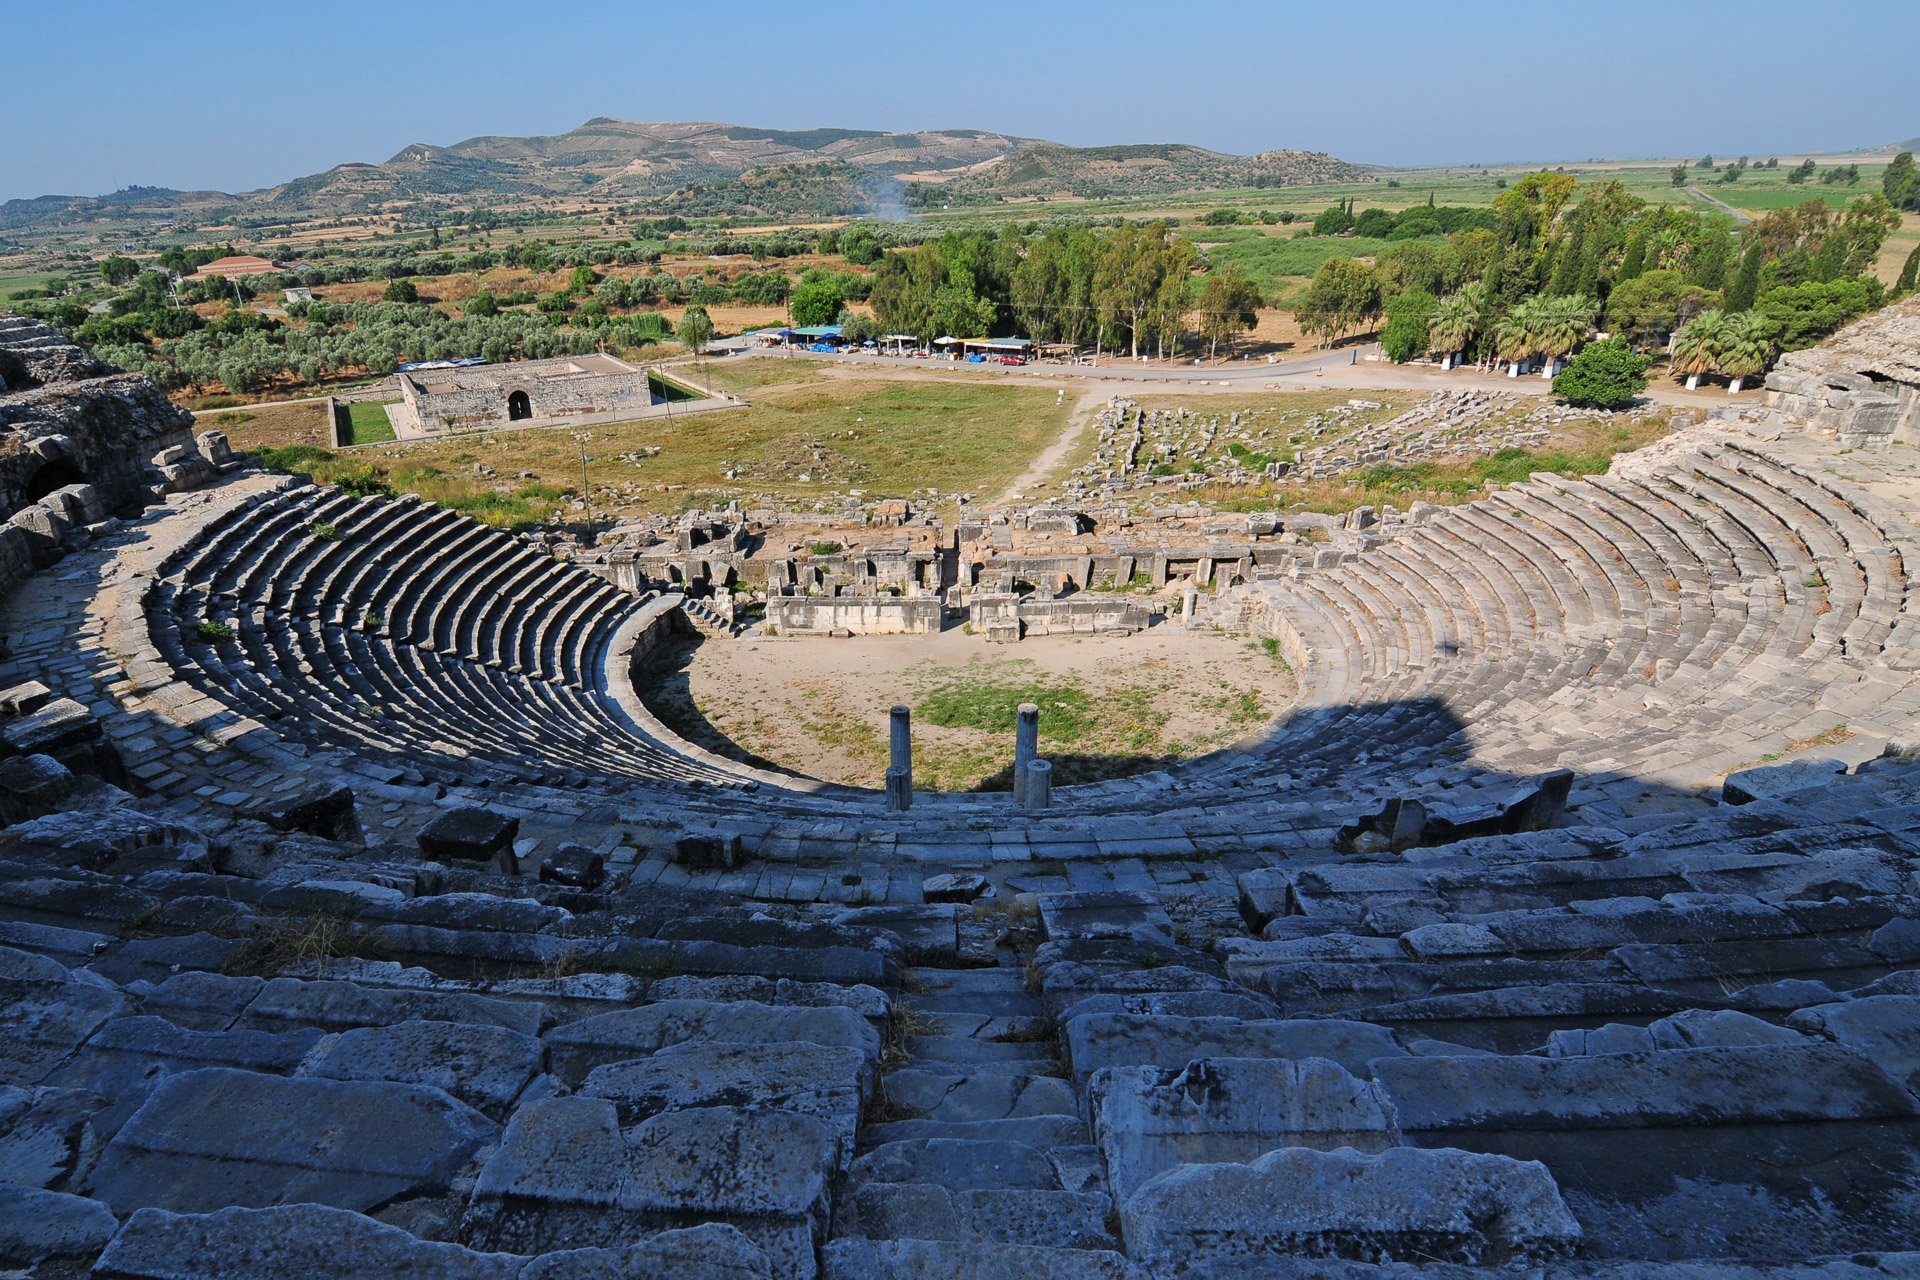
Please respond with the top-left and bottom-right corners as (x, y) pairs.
(997, 355), (1025, 365)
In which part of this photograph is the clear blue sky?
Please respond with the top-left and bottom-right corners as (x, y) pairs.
(8, 0), (1916, 202)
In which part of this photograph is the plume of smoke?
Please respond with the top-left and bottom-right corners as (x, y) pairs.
(858, 172), (913, 222)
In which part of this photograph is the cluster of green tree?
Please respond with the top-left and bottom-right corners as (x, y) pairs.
(1199, 209), (1300, 227)
(864, 224), (1260, 358)
(1785, 159), (1863, 187)
(1290, 172), (1900, 393)
(1307, 200), (1498, 240)
(1885, 152), (1920, 212)
(80, 298), (668, 397)
(1669, 309), (1788, 391)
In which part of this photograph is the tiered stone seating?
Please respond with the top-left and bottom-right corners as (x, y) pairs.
(1235, 427), (1920, 806)
(143, 482), (745, 789)
(0, 664), (1918, 1277)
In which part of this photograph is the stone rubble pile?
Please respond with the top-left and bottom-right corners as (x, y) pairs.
(1065, 391), (1662, 501)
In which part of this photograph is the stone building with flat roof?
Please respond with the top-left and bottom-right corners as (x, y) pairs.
(389, 353), (660, 437)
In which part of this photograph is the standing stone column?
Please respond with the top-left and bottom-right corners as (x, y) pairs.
(1013, 703), (1039, 806)
(1025, 759), (1053, 811)
(887, 706), (912, 811)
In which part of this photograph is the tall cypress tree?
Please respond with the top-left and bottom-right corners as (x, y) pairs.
(1896, 244), (1920, 298)
(1725, 241), (1764, 311)
(1617, 233), (1648, 284)
(1547, 225), (1585, 296)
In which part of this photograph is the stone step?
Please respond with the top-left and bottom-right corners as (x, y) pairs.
(836, 1184), (1117, 1252)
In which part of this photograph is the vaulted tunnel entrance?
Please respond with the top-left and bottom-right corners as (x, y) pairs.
(507, 390), (532, 421)
(23, 458), (86, 504)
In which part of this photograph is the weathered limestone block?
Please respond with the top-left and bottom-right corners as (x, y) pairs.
(672, 833), (749, 870)
(0, 1083), (109, 1187)
(543, 999), (879, 1087)
(89, 932), (250, 986)
(1119, 1146), (1582, 1270)
(1372, 1043), (1918, 1131)
(1063, 1013), (1405, 1085)
(581, 1039), (869, 1160)
(1547, 1008), (1804, 1058)
(0, 944), (130, 1083)
(0, 1183), (119, 1266)
(297, 1018), (544, 1116)
(519, 1223), (775, 1280)
(645, 974), (891, 1020)
(0, 752), (77, 807)
(1787, 996), (1920, 1086)
(821, 1238), (1148, 1280)
(126, 971), (262, 1031)
(622, 1105), (838, 1230)
(922, 873), (990, 904)
(1, 696), (102, 756)
(239, 975), (544, 1036)
(1722, 758), (1849, 805)
(847, 1138), (1060, 1192)
(469, 1096), (834, 1276)
(834, 903), (959, 964)
(540, 844), (606, 889)
(1089, 1056), (1402, 1204)
(416, 806), (520, 863)
(85, 1067), (497, 1215)
(50, 1015), (322, 1141)
(840, 1184), (1115, 1251)
(94, 1203), (524, 1280)
(1035, 891), (1173, 944)
(243, 784), (355, 839)
(128, 1176), (770, 1279)
(880, 1069), (1075, 1124)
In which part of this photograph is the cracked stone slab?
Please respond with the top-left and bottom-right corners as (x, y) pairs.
(297, 1017), (543, 1116)
(0, 1183), (119, 1266)
(580, 1039), (868, 1161)
(85, 1066), (496, 1215)
(1120, 1145), (1582, 1271)
(1089, 1055), (1401, 1204)
(543, 999), (878, 1087)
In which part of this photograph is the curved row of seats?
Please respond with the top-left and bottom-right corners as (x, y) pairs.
(1224, 428), (1920, 794)
(147, 483), (746, 789)
(121, 424), (1920, 827)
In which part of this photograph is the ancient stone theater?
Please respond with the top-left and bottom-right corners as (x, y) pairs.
(3, 303), (1920, 1278)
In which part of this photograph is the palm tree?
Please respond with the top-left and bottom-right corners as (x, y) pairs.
(1716, 310), (1775, 393)
(1534, 294), (1597, 378)
(1672, 309), (1729, 390)
(1495, 297), (1548, 376)
(1428, 291), (1481, 370)
(1489, 308), (1536, 376)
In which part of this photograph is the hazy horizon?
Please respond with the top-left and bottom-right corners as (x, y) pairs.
(8, 0), (1916, 203)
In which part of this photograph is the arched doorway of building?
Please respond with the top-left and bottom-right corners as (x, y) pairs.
(507, 390), (532, 421)
(24, 458), (85, 504)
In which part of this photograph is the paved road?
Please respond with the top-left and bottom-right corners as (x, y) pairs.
(1687, 185), (1755, 224)
(691, 342), (1754, 411)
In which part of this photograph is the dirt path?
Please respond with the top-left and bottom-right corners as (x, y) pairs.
(992, 386), (1111, 502)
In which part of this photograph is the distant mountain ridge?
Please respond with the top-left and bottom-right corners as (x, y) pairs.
(1, 118), (1371, 228)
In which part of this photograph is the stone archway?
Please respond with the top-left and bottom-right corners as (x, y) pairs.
(506, 390), (532, 421)
(23, 457), (85, 504)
